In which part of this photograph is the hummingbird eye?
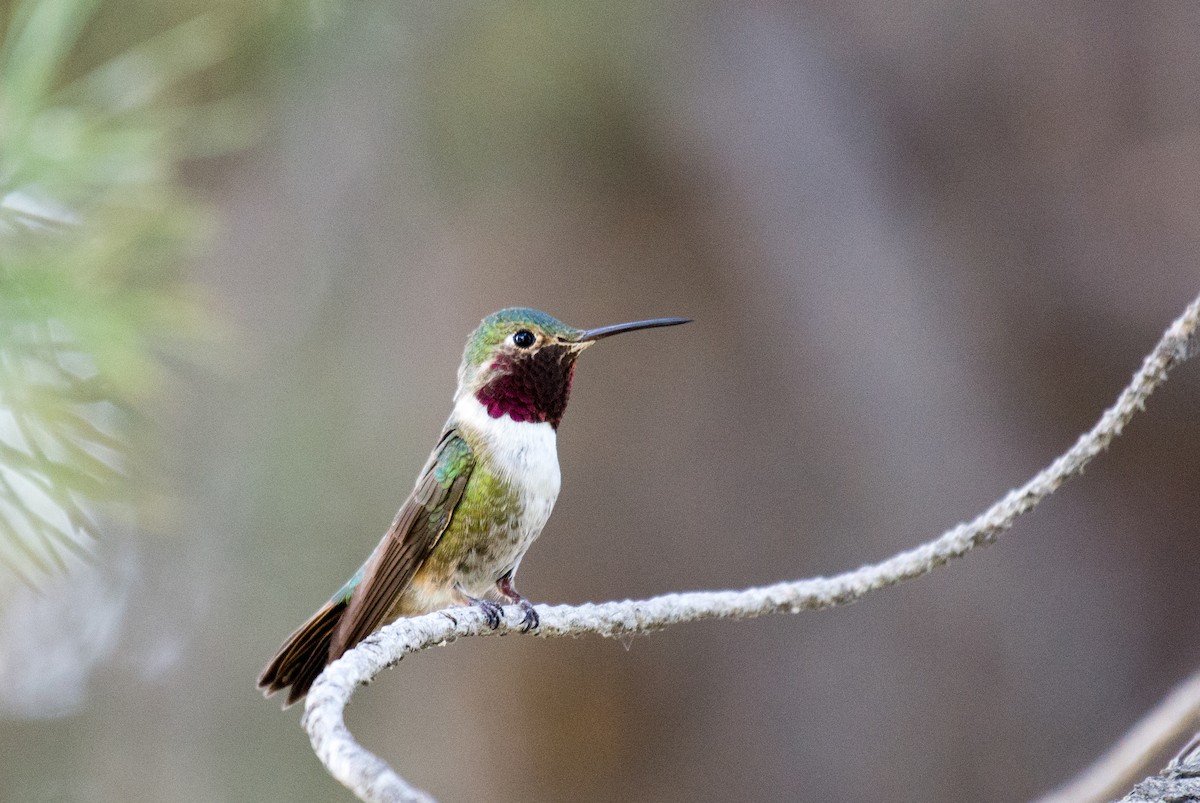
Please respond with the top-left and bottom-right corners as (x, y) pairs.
(511, 330), (536, 349)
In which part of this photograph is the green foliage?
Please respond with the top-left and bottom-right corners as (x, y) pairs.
(0, 0), (232, 582)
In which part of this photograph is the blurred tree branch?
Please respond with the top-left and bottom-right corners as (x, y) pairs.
(1036, 666), (1200, 803)
(299, 293), (1200, 802)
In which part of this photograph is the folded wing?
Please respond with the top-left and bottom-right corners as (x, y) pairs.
(329, 430), (474, 658)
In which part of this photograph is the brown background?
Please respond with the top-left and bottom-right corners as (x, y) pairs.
(2, 2), (1199, 801)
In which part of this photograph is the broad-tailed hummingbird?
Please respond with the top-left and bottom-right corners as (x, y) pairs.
(259, 308), (689, 706)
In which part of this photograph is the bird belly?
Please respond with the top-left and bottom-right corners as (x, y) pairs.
(433, 398), (562, 599)
(449, 465), (558, 598)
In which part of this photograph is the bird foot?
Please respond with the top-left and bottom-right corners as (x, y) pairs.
(496, 572), (539, 632)
(517, 599), (539, 633)
(467, 597), (503, 629)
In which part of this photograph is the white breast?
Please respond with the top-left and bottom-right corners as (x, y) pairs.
(451, 394), (562, 554)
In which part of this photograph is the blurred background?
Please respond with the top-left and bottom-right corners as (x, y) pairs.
(1, 1), (1199, 801)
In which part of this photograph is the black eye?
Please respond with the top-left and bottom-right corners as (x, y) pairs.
(512, 330), (536, 348)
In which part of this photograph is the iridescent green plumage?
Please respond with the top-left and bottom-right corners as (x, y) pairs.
(461, 308), (583, 369)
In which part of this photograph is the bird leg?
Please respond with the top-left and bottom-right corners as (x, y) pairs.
(497, 571), (539, 632)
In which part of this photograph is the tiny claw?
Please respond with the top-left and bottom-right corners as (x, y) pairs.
(518, 599), (539, 632)
(474, 599), (503, 629)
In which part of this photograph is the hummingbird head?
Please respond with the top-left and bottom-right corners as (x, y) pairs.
(456, 307), (689, 429)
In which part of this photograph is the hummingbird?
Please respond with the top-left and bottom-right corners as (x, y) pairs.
(258, 307), (689, 706)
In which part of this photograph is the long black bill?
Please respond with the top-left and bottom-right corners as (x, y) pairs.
(577, 317), (691, 342)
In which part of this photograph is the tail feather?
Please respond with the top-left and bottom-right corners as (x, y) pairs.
(258, 599), (347, 708)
